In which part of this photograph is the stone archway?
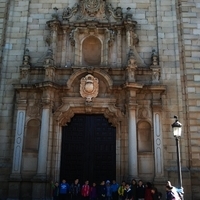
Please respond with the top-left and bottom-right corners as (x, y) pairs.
(52, 97), (125, 182)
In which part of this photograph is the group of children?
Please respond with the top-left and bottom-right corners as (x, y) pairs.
(51, 178), (163, 200)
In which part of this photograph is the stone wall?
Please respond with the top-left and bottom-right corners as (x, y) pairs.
(178, 1), (200, 199)
(0, 0), (199, 199)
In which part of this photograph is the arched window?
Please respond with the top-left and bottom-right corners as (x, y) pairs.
(137, 121), (152, 152)
(82, 36), (101, 66)
(24, 119), (40, 151)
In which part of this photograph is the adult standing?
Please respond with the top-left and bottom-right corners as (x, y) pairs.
(130, 179), (137, 200)
(137, 180), (145, 200)
(60, 179), (70, 200)
(98, 180), (107, 200)
(70, 178), (81, 200)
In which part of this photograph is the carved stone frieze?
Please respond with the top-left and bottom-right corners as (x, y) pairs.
(80, 74), (99, 102)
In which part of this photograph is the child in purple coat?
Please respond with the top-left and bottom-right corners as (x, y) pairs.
(90, 182), (97, 200)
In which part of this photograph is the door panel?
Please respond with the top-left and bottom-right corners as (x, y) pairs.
(60, 114), (116, 184)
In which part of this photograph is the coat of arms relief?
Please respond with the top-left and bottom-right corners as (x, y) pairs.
(85, 0), (100, 15)
(80, 74), (99, 102)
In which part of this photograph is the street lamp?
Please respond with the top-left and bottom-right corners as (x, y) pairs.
(171, 116), (184, 199)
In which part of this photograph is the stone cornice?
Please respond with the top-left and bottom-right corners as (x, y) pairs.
(123, 82), (143, 89)
(13, 82), (67, 91)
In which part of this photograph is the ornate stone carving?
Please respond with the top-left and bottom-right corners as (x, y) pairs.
(20, 49), (31, 80)
(45, 35), (52, 47)
(62, 0), (124, 22)
(27, 105), (41, 117)
(126, 49), (137, 82)
(151, 68), (160, 83)
(138, 107), (149, 119)
(44, 48), (54, 66)
(63, 3), (79, 20)
(108, 29), (116, 47)
(85, 0), (101, 16)
(106, 4), (122, 21)
(22, 49), (31, 67)
(152, 50), (159, 66)
(150, 50), (160, 84)
(126, 7), (133, 20)
(80, 74), (99, 102)
(69, 29), (75, 46)
(52, 7), (59, 20)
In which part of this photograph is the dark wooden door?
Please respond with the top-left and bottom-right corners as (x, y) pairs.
(60, 114), (116, 184)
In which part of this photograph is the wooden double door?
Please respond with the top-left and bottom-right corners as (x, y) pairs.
(60, 114), (116, 184)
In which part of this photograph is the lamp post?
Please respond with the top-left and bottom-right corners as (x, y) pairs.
(171, 116), (184, 199)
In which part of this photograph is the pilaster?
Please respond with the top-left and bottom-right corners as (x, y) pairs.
(10, 100), (27, 180)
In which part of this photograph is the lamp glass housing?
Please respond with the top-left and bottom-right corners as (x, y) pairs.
(172, 126), (182, 137)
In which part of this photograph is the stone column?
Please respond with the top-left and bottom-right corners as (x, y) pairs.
(36, 101), (51, 179)
(153, 111), (164, 179)
(10, 102), (27, 179)
(104, 29), (109, 66)
(128, 104), (138, 178)
(117, 29), (122, 67)
(61, 30), (67, 67)
(128, 91), (138, 178)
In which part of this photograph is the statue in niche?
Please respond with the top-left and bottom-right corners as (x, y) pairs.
(80, 74), (99, 102)
(151, 50), (160, 83)
(152, 49), (159, 66)
(20, 49), (31, 80)
(126, 48), (137, 82)
(152, 69), (160, 83)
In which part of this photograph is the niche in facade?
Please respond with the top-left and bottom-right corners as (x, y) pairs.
(137, 121), (152, 152)
(24, 119), (40, 151)
(82, 36), (101, 66)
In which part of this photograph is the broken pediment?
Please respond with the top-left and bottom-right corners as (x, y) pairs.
(62, 0), (124, 23)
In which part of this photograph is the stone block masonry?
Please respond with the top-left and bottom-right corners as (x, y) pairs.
(0, 0), (199, 199)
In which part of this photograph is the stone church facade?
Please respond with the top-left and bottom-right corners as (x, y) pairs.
(0, 0), (200, 199)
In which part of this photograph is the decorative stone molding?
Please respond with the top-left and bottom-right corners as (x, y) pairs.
(54, 97), (124, 127)
(67, 68), (113, 89)
(80, 74), (99, 102)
